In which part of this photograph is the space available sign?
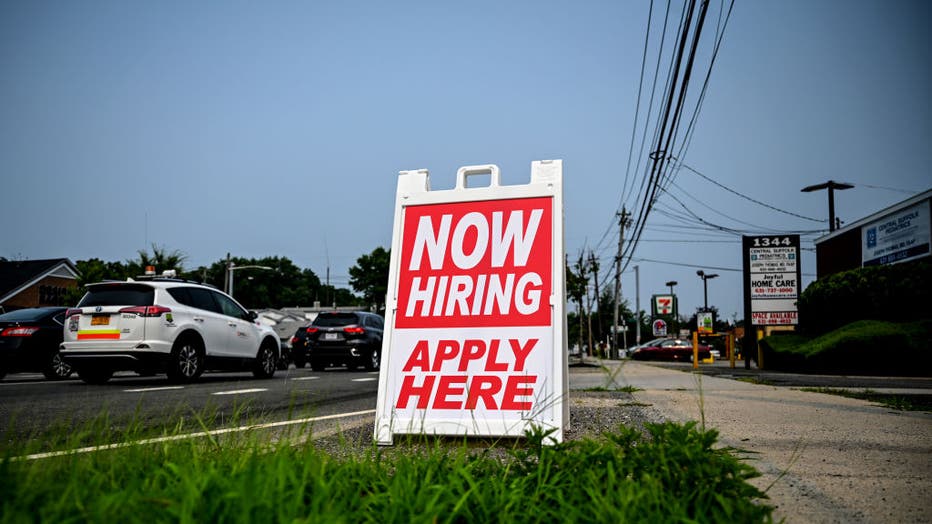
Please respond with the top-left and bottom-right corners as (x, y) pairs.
(862, 200), (930, 267)
(742, 235), (801, 326)
(375, 161), (566, 445)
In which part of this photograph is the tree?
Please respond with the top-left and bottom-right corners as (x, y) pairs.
(349, 247), (390, 312)
(126, 244), (187, 278)
(195, 256), (324, 309)
(565, 255), (588, 355)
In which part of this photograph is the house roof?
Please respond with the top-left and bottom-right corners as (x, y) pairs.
(0, 258), (80, 303)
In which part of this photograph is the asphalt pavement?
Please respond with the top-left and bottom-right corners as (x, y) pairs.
(572, 358), (932, 524)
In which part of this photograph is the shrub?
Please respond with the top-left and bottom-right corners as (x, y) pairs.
(798, 259), (931, 335)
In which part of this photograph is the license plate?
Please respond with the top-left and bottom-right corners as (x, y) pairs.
(324, 332), (339, 340)
(91, 315), (110, 326)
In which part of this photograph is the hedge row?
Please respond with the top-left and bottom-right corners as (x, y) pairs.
(760, 319), (932, 376)
(798, 259), (932, 335)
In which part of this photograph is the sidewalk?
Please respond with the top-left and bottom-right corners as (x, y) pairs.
(577, 360), (932, 523)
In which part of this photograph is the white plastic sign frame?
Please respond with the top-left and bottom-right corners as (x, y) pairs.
(374, 160), (567, 445)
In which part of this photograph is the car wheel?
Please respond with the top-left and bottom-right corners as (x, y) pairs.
(167, 337), (205, 383)
(293, 356), (306, 369)
(364, 348), (380, 371)
(310, 359), (326, 372)
(253, 343), (277, 378)
(78, 368), (113, 385)
(42, 352), (73, 380)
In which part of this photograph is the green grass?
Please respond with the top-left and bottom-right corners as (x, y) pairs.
(0, 414), (774, 523)
(801, 387), (932, 412)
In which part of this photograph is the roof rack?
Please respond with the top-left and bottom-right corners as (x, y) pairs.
(131, 275), (213, 286)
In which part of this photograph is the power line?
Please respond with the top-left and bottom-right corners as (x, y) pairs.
(678, 162), (826, 222)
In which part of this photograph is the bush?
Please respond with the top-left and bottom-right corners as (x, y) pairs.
(760, 320), (932, 375)
(798, 259), (932, 335)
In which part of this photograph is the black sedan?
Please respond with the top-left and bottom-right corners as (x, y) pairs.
(630, 337), (711, 362)
(0, 307), (72, 380)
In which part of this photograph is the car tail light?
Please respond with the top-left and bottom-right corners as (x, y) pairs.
(65, 308), (82, 318)
(343, 326), (365, 335)
(1, 326), (39, 337)
(290, 336), (299, 344)
(119, 306), (172, 317)
(306, 327), (318, 334)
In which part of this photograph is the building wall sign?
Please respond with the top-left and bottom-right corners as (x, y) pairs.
(375, 161), (566, 445)
(743, 235), (801, 326)
(862, 200), (930, 267)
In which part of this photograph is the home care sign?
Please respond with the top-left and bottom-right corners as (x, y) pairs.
(375, 161), (567, 445)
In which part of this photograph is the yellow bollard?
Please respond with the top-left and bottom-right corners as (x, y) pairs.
(692, 331), (699, 369)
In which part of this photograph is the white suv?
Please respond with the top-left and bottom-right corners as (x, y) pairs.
(61, 278), (280, 384)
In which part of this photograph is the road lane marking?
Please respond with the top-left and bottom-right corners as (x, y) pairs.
(212, 388), (268, 395)
(14, 409), (377, 462)
(290, 376), (320, 381)
(124, 386), (185, 392)
(352, 378), (377, 382)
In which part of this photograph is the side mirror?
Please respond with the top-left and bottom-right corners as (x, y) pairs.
(249, 311), (258, 320)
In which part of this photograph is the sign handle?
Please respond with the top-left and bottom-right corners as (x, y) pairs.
(455, 164), (501, 189)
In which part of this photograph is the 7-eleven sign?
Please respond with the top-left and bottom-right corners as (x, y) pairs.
(653, 295), (675, 316)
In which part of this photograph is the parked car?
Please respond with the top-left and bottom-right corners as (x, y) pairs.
(630, 338), (711, 362)
(292, 311), (383, 371)
(626, 337), (670, 357)
(0, 307), (72, 380)
(60, 278), (280, 384)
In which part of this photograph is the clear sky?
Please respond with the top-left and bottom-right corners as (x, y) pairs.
(1, 1), (929, 328)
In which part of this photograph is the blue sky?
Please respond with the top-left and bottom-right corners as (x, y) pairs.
(1, 1), (929, 328)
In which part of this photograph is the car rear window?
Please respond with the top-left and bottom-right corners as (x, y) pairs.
(312, 313), (359, 327)
(78, 284), (155, 307)
(0, 309), (47, 322)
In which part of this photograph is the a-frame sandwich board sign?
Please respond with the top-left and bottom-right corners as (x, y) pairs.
(374, 160), (567, 445)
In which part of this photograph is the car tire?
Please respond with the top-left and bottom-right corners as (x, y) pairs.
(167, 337), (205, 383)
(78, 368), (113, 385)
(253, 342), (277, 379)
(293, 356), (306, 369)
(42, 352), (73, 380)
(364, 348), (380, 371)
(310, 359), (326, 372)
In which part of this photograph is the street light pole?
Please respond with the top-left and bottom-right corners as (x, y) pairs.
(696, 270), (719, 311)
(801, 180), (854, 232)
(226, 262), (273, 298)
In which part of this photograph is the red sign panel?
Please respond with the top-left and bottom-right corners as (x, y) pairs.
(395, 197), (553, 329)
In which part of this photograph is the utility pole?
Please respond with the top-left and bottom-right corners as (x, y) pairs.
(589, 251), (602, 354)
(634, 265), (641, 345)
(613, 209), (630, 359)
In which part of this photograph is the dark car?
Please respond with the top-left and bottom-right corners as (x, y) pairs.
(291, 311), (383, 371)
(0, 307), (72, 380)
(630, 337), (711, 362)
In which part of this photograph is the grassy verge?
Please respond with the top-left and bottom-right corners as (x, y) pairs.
(1, 416), (774, 523)
(801, 387), (932, 412)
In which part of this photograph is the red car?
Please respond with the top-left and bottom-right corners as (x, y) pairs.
(630, 338), (711, 361)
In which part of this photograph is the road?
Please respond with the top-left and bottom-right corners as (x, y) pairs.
(0, 366), (380, 443)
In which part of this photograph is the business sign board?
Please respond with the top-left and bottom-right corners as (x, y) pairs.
(742, 235), (801, 326)
(697, 311), (713, 333)
(374, 161), (566, 445)
(652, 294), (675, 316)
(862, 200), (930, 267)
(652, 318), (667, 337)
